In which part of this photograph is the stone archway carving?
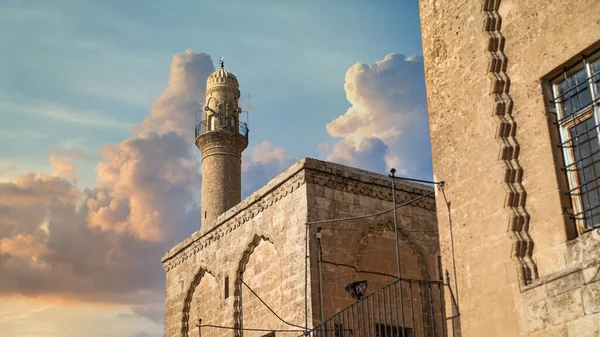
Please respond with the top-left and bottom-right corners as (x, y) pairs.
(181, 267), (216, 337)
(232, 234), (276, 337)
(352, 219), (433, 281)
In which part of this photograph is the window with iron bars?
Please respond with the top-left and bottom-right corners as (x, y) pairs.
(551, 48), (600, 233)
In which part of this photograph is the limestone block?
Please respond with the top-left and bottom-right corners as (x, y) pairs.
(547, 289), (585, 326)
(524, 299), (549, 331)
(582, 265), (600, 284)
(545, 271), (584, 298)
(529, 325), (568, 337)
(566, 312), (600, 337)
(582, 280), (600, 315)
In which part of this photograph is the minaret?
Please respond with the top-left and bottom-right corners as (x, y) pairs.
(196, 58), (249, 232)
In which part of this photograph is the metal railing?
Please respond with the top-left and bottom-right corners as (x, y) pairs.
(309, 278), (449, 337)
(195, 116), (249, 140)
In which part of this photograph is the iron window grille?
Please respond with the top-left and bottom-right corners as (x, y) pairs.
(552, 48), (600, 233)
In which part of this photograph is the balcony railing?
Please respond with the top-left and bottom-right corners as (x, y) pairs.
(309, 278), (452, 337)
(195, 116), (249, 140)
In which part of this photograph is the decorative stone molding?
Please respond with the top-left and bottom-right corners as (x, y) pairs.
(306, 169), (436, 212)
(232, 234), (275, 337)
(181, 267), (217, 337)
(162, 169), (306, 271)
(482, 0), (538, 285)
(162, 158), (436, 272)
(352, 219), (434, 281)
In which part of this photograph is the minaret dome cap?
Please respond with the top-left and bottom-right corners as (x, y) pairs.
(206, 58), (239, 88)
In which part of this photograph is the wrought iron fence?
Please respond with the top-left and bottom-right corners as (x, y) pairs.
(310, 278), (448, 337)
(195, 116), (249, 140)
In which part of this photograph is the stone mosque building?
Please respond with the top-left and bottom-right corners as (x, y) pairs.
(161, 62), (441, 337)
(419, 0), (600, 336)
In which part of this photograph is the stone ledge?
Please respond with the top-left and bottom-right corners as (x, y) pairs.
(523, 229), (600, 294)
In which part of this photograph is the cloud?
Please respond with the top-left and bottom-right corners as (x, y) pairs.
(45, 147), (93, 161)
(241, 141), (295, 198)
(0, 164), (19, 177)
(0, 50), (212, 308)
(321, 53), (431, 177)
(0, 49), (296, 322)
(0, 93), (135, 130)
(320, 137), (390, 175)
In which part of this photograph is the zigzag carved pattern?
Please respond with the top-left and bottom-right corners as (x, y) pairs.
(482, 0), (538, 284)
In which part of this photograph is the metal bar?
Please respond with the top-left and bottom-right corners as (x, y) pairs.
(409, 282), (415, 337)
(305, 225), (309, 335)
(563, 146), (600, 169)
(306, 191), (435, 226)
(334, 311), (339, 337)
(366, 296), (372, 337)
(552, 70), (600, 101)
(566, 174), (600, 195)
(554, 68), (600, 101)
(390, 169), (402, 279)
(389, 174), (445, 186)
(439, 284), (446, 337)
(375, 291), (381, 337)
(370, 294), (376, 337)
(570, 202), (600, 219)
(345, 306), (350, 337)
(362, 295), (368, 337)
(393, 281), (400, 337)
(351, 300), (356, 337)
(555, 97), (600, 123)
(399, 279), (406, 337)
(317, 230), (325, 331)
(428, 282), (436, 337)
(239, 273), (244, 337)
(558, 121), (599, 147)
(382, 290), (388, 337)
(419, 282), (425, 337)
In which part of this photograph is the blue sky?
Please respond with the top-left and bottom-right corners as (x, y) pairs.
(0, 0), (426, 188)
(0, 1), (430, 337)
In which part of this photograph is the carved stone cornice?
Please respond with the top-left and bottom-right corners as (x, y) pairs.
(161, 168), (306, 271)
(305, 168), (436, 212)
(195, 131), (248, 155)
(161, 158), (436, 271)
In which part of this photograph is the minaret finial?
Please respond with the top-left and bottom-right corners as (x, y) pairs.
(219, 56), (224, 69)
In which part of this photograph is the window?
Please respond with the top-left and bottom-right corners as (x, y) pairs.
(552, 49), (600, 233)
(224, 276), (229, 299)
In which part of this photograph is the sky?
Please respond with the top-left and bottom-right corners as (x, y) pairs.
(0, 1), (431, 336)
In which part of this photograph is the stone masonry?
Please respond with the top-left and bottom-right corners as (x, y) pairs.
(162, 158), (440, 337)
(419, 0), (600, 335)
(196, 64), (248, 231)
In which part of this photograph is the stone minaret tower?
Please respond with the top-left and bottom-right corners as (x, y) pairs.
(196, 58), (248, 232)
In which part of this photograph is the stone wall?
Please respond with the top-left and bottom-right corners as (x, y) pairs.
(163, 158), (441, 337)
(304, 160), (440, 331)
(162, 160), (309, 337)
(418, 0), (600, 335)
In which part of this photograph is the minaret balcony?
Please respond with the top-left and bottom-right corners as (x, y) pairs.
(195, 116), (249, 140)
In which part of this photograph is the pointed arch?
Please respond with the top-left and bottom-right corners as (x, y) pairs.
(232, 234), (275, 337)
(181, 266), (217, 337)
